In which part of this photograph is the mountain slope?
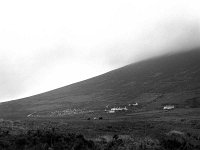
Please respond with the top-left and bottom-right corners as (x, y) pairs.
(1, 48), (200, 119)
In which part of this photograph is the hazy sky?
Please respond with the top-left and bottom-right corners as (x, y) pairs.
(0, 0), (200, 102)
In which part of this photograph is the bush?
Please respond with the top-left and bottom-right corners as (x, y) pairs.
(0, 129), (99, 150)
(0, 128), (199, 150)
(160, 131), (200, 150)
(0, 140), (10, 149)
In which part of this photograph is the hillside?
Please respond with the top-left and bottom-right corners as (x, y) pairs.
(0, 48), (200, 119)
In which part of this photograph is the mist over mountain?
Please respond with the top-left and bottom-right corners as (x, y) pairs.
(1, 0), (200, 102)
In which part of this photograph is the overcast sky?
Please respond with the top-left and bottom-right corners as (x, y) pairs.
(0, 0), (200, 102)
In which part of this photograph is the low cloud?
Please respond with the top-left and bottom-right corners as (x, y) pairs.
(1, 0), (200, 102)
(105, 18), (200, 67)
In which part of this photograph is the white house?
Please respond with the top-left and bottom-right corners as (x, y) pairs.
(163, 105), (175, 110)
(108, 110), (115, 113)
(124, 106), (128, 111)
(128, 102), (138, 106)
(111, 106), (128, 111)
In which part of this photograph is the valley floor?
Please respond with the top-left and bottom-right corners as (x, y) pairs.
(0, 108), (200, 149)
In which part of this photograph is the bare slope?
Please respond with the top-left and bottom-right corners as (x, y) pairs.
(0, 48), (200, 118)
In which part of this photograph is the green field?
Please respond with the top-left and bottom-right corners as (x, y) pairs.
(0, 107), (200, 149)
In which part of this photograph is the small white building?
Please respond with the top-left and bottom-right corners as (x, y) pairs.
(111, 106), (128, 111)
(106, 106), (128, 113)
(123, 106), (128, 111)
(163, 105), (175, 110)
(128, 102), (138, 106)
(108, 110), (115, 113)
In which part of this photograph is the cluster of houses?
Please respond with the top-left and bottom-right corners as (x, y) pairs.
(105, 106), (128, 113)
(26, 103), (175, 118)
(104, 102), (140, 113)
(104, 102), (175, 114)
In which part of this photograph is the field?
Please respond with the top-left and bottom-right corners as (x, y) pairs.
(0, 107), (200, 150)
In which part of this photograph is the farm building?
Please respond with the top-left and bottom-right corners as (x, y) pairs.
(108, 110), (115, 113)
(111, 106), (128, 111)
(128, 102), (138, 106)
(163, 105), (175, 110)
(106, 106), (128, 113)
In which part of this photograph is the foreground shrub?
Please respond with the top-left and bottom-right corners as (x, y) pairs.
(160, 131), (200, 150)
(0, 130), (98, 150)
(0, 128), (200, 150)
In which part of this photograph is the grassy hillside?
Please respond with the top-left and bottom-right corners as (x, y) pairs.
(0, 48), (200, 119)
